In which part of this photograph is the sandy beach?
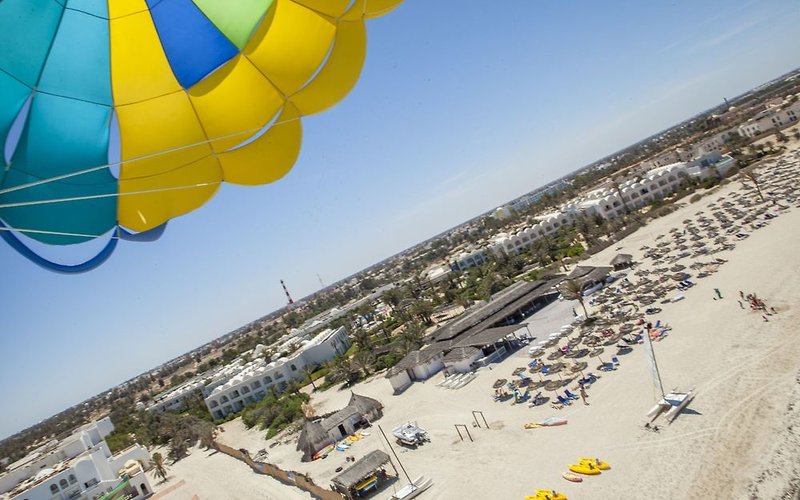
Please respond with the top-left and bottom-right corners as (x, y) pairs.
(156, 145), (800, 500)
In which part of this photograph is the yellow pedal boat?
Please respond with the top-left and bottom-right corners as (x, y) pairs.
(525, 490), (567, 500)
(568, 462), (601, 475)
(579, 457), (611, 470)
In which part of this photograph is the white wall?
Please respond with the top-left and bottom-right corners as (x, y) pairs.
(388, 371), (412, 393)
(411, 356), (444, 380)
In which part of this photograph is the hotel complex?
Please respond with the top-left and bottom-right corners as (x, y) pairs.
(488, 153), (735, 257)
(204, 327), (351, 420)
(0, 418), (151, 500)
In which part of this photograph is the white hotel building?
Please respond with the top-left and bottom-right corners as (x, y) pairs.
(0, 418), (151, 500)
(205, 327), (350, 420)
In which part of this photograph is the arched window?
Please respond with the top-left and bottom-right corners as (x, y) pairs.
(221, 395), (229, 403)
(210, 400), (219, 408)
(51, 485), (59, 495)
(69, 474), (77, 485)
(264, 376), (272, 384)
(60, 478), (69, 489)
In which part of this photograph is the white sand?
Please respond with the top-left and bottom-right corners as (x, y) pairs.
(167, 144), (800, 499)
(146, 444), (313, 500)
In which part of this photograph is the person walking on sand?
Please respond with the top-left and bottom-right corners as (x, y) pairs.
(738, 300), (744, 309)
(739, 290), (744, 299)
(579, 385), (589, 406)
(714, 288), (723, 299)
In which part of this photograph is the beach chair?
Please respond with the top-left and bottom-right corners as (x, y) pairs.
(557, 395), (572, 406)
(564, 389), (579, 400)
(611, 356), (620, 367)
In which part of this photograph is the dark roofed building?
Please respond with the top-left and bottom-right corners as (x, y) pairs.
(610, 253), (634, 270)
(385, 277), (565, 394)
(566, 266), (612, 291)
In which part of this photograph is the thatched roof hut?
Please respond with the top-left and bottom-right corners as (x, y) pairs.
(331, 450), (394, 498)
(297, 419), (333, 462)
(347, 392), (383, 420)
(296, 393), (384, 461)
(610, 253), (634, 270)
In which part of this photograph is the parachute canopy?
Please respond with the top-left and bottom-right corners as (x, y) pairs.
(0, 0), (402, 272)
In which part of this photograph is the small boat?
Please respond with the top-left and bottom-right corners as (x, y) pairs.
(646, 389), (695, 423)
(387, 475), (433, 500)
(392, 422), (429, 446)
(562, 472), (583, 483)
(579, 457), (610, 470)
(525, 490), (567, 500)
(568, 462), (601, 475)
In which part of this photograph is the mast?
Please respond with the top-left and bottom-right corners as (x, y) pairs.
(643, 327), (666, 399)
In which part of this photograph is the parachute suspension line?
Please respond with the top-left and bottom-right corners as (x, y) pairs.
(0, 180), (219, 209)
(0, 224), (121, 240)
(0, 112), (303, 196)
(0, 219), (118, 274)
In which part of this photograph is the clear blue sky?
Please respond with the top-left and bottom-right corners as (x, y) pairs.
(1, 0), (798, 440)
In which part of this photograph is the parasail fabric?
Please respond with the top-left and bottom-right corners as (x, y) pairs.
(0, 0), (403, 272)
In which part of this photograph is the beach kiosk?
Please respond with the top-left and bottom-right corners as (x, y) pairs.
(331, 450), (397, 499)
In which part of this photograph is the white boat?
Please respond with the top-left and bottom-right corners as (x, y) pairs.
(387, 475), (433, 500)
(392, 422), (429, 446)
(646, 389), (696, 423)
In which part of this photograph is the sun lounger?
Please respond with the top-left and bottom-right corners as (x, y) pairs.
(557, 395), (572, 406)
(564, 389), (579, 400)
(611, 356), (620, 367)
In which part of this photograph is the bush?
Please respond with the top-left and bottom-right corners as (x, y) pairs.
(689, 194), (703, 203)
(375, 353), (398, 371)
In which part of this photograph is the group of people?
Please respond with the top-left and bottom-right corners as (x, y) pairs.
(738, 290), (777, 321)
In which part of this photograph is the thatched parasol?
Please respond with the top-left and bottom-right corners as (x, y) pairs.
(545, 380), (564, 391)
(589, 347), (606, 364)
(512, 367), (526, 376)
(570, 361), (588, 373)
(493, 379), (507, 389)
(547, 350), (564, 361)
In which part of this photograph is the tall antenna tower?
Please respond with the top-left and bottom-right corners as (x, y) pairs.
(317, 273), (325, 288)
(280, 279), (294, 305)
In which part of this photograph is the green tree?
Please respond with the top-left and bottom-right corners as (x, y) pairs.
(560, 278), (590, 319)
(410, 300), (434, 325)
(302, 365), (318, 391)
(381, 288), (404, 311)
(152, 452), (168, 482)
(350, 328), (372, 351)
(739, 168), (765, 202)
(352, 351), (375, 378)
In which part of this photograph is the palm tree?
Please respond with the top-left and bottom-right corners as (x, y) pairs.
(560, 278), (590, 319)
(410, 300), (434, 325)
(326, 356), (356, 385)
(352, 351), (374, 378)
(152, 452), (168, 482)
(350, 328), (372, 351)
(739, 169), (765, 202)
(381, 288), (404, 311)
(302, 365), (318, 390)
(196, 423), (216, 450)
(397, 324), (424, 356)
